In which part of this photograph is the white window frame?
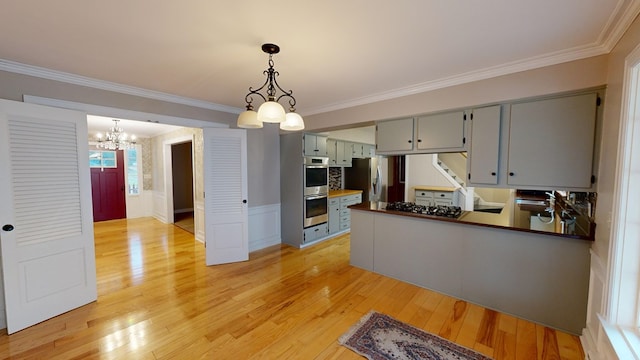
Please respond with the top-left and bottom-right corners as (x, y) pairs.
(603, 43), (640, 359)
(124, 144), (142, 196)
(88, 150), (117, 168)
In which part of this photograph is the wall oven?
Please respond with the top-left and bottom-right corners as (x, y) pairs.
(304, 194), (328, 228)
(304, 156), (329, 196)
(303, 156), (328, 227)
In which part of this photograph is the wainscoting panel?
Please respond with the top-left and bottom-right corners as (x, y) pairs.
(152, 191), (167, 223)
(248, 204), (281, 252)
(581, 250), (617, 360)
(126, 190), (154, 219)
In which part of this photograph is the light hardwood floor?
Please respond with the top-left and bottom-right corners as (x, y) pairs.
(0, 217), (584, 359)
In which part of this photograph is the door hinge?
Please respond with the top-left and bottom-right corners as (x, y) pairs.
(596, 97), (602, 106)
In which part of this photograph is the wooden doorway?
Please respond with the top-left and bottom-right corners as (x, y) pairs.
(386, 155), (405, 202)
(171, 141), (194, 233)
(90, 149), (126, 221)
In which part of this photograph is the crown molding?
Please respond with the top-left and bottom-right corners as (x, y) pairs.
(304, 42), (609, 116)
(304, 0), (640, 116)
(599, 0), (640, 51)
(0, 59), (242, 114)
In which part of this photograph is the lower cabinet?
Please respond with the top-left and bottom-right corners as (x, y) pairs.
(328, 192), (362, 235)
(328, 198), (340, 233)
(415, 189), (458, 206)
(303, 223), (329, 244)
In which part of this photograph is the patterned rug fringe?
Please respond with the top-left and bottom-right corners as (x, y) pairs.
(339, 310), (493, 360)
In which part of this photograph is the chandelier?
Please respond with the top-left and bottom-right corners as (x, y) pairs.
(96, 119), (136, 150)
(237, 43), (305, 131)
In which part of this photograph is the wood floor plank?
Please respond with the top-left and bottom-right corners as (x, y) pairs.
(0, 218), (585, 359)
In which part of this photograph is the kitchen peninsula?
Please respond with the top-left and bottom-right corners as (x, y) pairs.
(349, 201), (591, 334)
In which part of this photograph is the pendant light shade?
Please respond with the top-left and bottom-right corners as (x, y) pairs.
(257, 101), (286, 123)
(280, 112), (305, 131)
(238, 43), (305, 131)
(237, 109), (262, 129)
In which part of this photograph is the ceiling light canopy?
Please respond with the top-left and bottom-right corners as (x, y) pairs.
(237, 43), (304, 131)
(95, 119), (136, 150)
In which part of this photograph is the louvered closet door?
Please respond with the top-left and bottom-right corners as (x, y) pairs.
(203, 128), (248, 265)
(0, 99), (96, 334)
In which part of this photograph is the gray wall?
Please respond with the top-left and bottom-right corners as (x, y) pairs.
(0, 69), (281, 207)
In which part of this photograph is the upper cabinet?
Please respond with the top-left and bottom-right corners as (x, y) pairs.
(326, 138), (374, 167)
(506, 93), (598, 189)
(376, 111), (466, 155)
(336, 140), (352, 166)
(467, 105), (501, 185)
(303, 133), (328, 157)
(327, 139), (338, 166)
(416, 110), (465, 151)
(466, 91), (600, 190)
(376, 118), (414, 153)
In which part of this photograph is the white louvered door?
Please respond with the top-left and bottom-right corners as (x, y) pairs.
(203, 128), (248, 266)
(0, 99), (96, 334)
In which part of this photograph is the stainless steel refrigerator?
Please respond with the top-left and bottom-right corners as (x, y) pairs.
(344, 157), (387, 203)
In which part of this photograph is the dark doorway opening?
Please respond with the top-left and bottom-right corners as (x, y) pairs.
(171, 142), (194, 233)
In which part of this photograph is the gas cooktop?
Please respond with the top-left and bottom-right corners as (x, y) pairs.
(385, 202), (463, 219)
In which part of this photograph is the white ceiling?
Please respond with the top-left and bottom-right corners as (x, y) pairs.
(1, 1), (639, 120)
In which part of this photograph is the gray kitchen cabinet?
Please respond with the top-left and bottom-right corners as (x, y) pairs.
(339, 193), (362, 229)
(415, 191), (433, 206)
(327, 139), (338, 166)
(351, 143), (364, 158)
(416, 111), (465, 152)
(467, 105), (501, 185)
(507, 93), (598, 189)
(363, 143), (375, 157)
(303, 223), (329, 244)
(328, 197), (340, 233)
(376, 111), (465, 155)
(415, 189), (458, 206)
(303, 133), (328, 156)
(376, 118), (414, 153)
(328, 192), (362, 235)
(351, 142), (375, 158)
(336, 140), (352, 166)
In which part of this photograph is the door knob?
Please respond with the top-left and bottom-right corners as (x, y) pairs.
(2, 224), (14, 231)
(242, 199), (247, 204)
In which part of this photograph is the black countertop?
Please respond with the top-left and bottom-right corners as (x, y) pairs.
(349, 201), (595, 241)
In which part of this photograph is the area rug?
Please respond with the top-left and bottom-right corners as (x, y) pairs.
(339, 311), (492, 360)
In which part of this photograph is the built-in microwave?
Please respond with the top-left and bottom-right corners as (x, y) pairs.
(304, 156), (328, 196)
(304, 194), (328, 228)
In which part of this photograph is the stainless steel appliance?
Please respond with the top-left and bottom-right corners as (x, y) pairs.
(344, 157), (387, 202)
(303, 156), (328, 228)
(303, 156), (329, 196)
(303, 193), (328, 228)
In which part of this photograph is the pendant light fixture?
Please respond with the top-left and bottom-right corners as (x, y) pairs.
(95, 119), (136, 150)
(237, 43), (305, 131)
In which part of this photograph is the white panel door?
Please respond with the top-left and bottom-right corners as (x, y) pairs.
(0, 99), (96, 334)
(203, 128), (248, 265)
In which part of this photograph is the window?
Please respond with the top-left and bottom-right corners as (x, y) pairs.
(89, 150), (116, 168)
(603, 47), (640, 359)
(126, 147), (140, 195)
